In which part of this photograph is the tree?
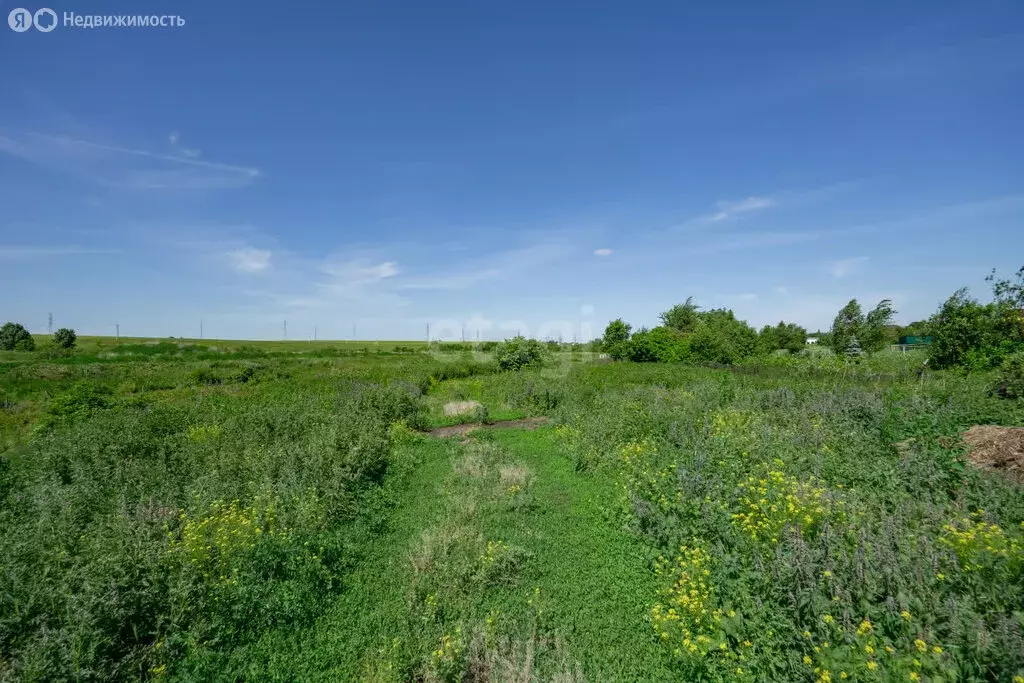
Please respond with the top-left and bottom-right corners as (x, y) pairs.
(861, 299), (896, 353)
(759, 321), (808, 354)
(601, 318), (632, 359)
(494, 336), (546, 371)
(660, 297), (700, 333)
(0, 322), (35, 351)
(52, 328), (77, 350)
(828, 300), (864, 355)
(625, 326), (689, 363)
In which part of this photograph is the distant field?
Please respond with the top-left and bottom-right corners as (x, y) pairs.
(29, 334), (432, 354)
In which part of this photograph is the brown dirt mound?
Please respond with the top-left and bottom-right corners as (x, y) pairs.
(962, 425), (1024, 484)
(427, 417), (548, 438)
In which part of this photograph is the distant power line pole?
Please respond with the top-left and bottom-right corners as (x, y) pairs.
(48, 312), (53, 334)
(200, 319), (203, 340)
(426, 323), (430, 343)
(352, 323), (356, 341)
(283, 320), (288, 340)
(115, 323), (120, 341)
(314, 325), (317, 341)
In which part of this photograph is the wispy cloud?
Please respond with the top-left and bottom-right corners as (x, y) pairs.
(829, 256), (868, 278)
(710, 196), (775, 222)
(318, 259), (400, 296)
(0, 245), (121, 259)
(399, 242), (569, 291)
(227, 247), (272, 273)
(168, 130), (202, 159)
(594, 248), (613, 256)
(0, 129), (259, 190)
(687, 231), (822, 255)
(668, 181), (863, 234)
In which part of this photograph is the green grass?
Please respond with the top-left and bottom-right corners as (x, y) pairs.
(2, 343), (1023, 681)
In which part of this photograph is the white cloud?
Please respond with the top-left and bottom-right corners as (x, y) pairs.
(593, 248), (613, 256)
(688, 231), (822, 255)
(399, 242), (569, 291)
(775, 286), (790, 295)
(0, 130), (255, 190)
(227, 248), (272, 273)
(710, 196), (776, 222)
(829, 256), (868, 279)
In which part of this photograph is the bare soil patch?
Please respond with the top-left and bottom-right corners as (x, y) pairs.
(962, 425), (1024, 484)
(428, 417), (548, 438)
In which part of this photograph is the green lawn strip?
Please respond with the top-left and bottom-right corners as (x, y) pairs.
(481, 427), (676, 681)
(220, 436), (459, 680)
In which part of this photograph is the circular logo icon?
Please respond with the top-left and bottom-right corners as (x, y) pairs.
(33, 8), (57, 32)
(8, 7), (32, 32)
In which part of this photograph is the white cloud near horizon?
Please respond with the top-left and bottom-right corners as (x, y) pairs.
(594, 248), (613, 256)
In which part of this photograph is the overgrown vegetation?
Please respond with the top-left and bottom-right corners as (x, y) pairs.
(2, 266), (1023, 680)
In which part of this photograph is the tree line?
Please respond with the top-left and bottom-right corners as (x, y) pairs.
(599, 266), (1024, 372)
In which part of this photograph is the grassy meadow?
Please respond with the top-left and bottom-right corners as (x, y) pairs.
(1, 339), (1023, 681)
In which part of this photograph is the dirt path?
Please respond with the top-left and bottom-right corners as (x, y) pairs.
(426, 416), (548, 438)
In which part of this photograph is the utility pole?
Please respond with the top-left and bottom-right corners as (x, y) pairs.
(426, 323), (430, 343)
(314, 325), (317, 342)
(461, 327), (465, 342)
(283, 320), (288, 340)
(200, 319), (203, 340)
(115, 323), (120, 341)
(48, 312), (53, 334)
(352, 323), (356, 340)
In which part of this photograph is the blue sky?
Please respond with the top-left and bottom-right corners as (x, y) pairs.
(2, 0), (1022, 340)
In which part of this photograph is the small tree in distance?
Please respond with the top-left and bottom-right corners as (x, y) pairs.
(53, 328), (77, 350)
(601, 318), (632, 359)
(829, 300), (864, 355)
(0, 322), (35, 351)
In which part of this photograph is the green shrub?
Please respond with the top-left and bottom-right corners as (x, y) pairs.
(626, 326), (688, 363)
(0, 322), (35, 351)
(994, 352), (1024, 399)
(52, 328), (77, 349)
(190, 366), (222, 386)
(494, 336), (546, 371)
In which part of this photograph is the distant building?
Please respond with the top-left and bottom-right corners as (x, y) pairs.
(898, 336), (933, 346)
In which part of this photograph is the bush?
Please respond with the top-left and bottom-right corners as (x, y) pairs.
(626, 326), (688, 363)
(494, 336), (546, 371)
(0, 322), (35, 351)
(52, 327), (77, 349)
(993, 352), (1024, 399)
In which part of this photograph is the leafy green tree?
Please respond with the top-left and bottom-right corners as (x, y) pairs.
(601, 318), (632, 359)
(659, 297), (700, 333)
(759, 321), (807, 354)
(927, 288), (1018, 369)
(494, 335), (546, 371)
(828, 300), (864, 355)
(861, 299), (896, 353)
(52, 328), (77, 350)
(0, 322), (35, 351)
